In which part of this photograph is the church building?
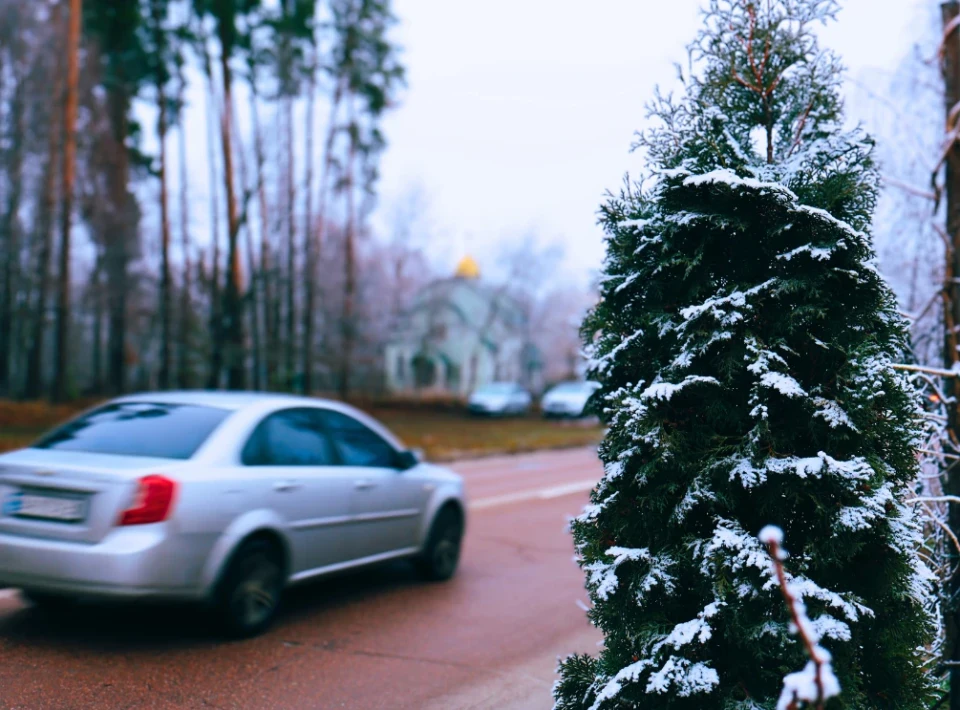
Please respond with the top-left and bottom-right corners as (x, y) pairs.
(384, 257), (543, 396)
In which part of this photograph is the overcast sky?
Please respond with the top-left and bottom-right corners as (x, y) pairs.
(148, 0), (931, 290)
(373, 0), (929, 285)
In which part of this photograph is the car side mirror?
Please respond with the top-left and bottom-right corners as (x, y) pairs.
(397, 449), (422, 470)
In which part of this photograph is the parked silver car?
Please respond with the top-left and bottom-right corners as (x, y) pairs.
(466, 382), (532, 416)
(541, 381), (601, 419)
(0, 392), (466, 636)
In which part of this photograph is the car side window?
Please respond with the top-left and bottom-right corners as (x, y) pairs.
(317, 410), (400, 469)
(242, 409), (338, 466)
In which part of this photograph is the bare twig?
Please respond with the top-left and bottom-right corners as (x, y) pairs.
(940, 14), (960, 63)
(760, 527), (839, 710)
(910, 495), (960, 505)
(917, 449), (960, 462)
(923, 504), (960, 557)
(894, 363), (960, 378)
(883, 175), (938, 201)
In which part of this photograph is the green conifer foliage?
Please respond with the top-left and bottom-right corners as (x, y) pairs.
(554, 2), (936, 708)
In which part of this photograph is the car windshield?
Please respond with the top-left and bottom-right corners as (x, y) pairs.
(33, 402), (231, 460)
(474, 384), (517, 396)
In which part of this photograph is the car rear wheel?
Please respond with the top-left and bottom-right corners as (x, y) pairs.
(415, 508), (463, 581)
(21, 590), (76, 613)
(214, 538), (284, 638)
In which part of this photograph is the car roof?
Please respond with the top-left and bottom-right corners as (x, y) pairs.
(112, 390), (348, 412)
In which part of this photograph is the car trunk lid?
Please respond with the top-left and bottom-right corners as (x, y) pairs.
(0, 449), (182, 544)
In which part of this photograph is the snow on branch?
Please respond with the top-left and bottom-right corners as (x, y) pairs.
(759, 526), (841, 710)
(892, 363), (960, 378)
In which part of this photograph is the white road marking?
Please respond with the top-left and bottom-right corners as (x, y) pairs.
(539, 480), (598, 499)
(469, 479), (596, 511)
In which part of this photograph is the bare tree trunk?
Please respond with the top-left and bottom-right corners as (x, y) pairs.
(90, 256), (104, 392)
(53, 0), (81, 402)
(284, 98), (297, 390)
(0, 47), (8, 394)
(177, 68), (192, 388)
(200, 29), (223, 389)
(218, 49), (245, 390)
(156, 62), (173, 390)
(271, 112), (284, 390)
(303, 79), (345, 396)
(24, 54), (61, 399)
(244, 221), (262, 391)
(250, 76), (275, 389)
(104, 86), (132, 397)
(23, 4), (65, 399)
(231, 98), (261, 390)
(300, 51), (317, 394)
(339, 98), (358, 400)
(941, 6), (960, 710)
(201, 39), (223, 389)
(0, 63), (25, 397)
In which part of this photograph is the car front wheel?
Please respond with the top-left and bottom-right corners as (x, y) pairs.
(214, 538), (284, 638)
(415, 508), (463, 581)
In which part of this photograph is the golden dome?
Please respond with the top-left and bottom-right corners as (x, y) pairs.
(455, 255), (480, 279)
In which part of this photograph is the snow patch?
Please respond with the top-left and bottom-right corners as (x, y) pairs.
(777, 659), (841, 710)
(589, 659), (655, 710)
(758, 525), (783, 545)
(813, 398), (858, 431)
(776, 244), (835, 262)
(619, 217), (651, 231)
(588, 330), (643, 376)
(682, 169), (798, 203)
(646, 658), (720, 697)
(662, 602), (723, 650)
(760, 372), (807, 398)
(585, 546), (651, 601)
(641, 376), (720, 402)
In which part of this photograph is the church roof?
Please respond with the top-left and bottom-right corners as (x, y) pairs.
(399, 275), (527, 337)
(454, 255), (481, 279)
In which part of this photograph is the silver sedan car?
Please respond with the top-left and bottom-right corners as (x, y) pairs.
(0, 392), (466, 636)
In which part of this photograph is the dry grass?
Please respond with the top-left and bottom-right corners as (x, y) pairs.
(372, 409), (603, 461)
(0, 399), (99, 429)
(0, 398), (603, 461)
(0, 399), (97, 453)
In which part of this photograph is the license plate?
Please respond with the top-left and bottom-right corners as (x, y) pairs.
(3, 492), (87, 522)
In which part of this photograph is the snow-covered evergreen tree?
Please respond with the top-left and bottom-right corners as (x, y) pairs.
(554, 2), (936, 708)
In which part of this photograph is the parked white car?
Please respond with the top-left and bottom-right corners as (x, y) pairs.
(541, 381), (601, 419)
(467, 383), (532, 416)
(0, 392), (466, 637)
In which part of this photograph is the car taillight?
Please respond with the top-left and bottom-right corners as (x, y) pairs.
(118, 475), (178, 526)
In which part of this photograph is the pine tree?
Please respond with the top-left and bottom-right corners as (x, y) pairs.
(554, 2), (937, 708)
(328, 0), (405, 398)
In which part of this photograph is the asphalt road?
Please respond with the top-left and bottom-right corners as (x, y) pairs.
(0, 446), (603, 710)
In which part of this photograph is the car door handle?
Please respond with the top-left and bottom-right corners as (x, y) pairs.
(273, 481), (301, 493)
(354, 479), (376, 491)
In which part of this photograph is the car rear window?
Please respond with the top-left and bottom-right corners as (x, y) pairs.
(33, 402), (230, 460)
